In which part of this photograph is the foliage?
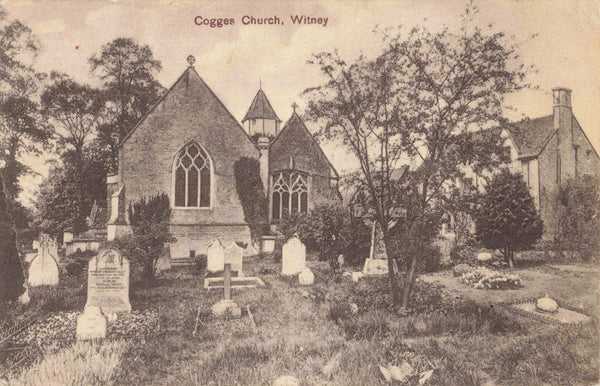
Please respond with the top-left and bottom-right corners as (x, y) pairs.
(473, 169), (543, 267)
(449, 244), (478, 264)
(458, 266), (522, 290)
(304, 3), (531, 308)
(89, 38), (164, 173)
(0, 175), (25, 302)
(553, 176), (599, 261)
(35, 146), (107, 234)
(277, 203), (371, 265)
(126, 193), (175, 281)
(233, 157), (269, 241)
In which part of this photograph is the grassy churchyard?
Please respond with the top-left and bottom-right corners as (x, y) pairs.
(1, 252), (598, 386)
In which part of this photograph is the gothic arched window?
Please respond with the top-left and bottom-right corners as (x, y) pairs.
(272, 171), (308, 220)
(173, 142), (211, 208)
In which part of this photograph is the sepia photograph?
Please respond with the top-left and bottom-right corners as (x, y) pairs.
(0, 0), (599, 384)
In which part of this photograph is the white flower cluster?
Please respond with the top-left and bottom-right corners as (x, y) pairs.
(458, 266), (522, 290)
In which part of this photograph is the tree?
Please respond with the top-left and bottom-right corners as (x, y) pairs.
(125, 194), (175, 282)
(0, 95), (51, 202)
(553, 176), (599, 261)
(0, 174), (25, 303)
(473, 169), (543, 267)
(304, 4), (531, 309)
(41, 74), (104, 231)
(89, 38), (163, 173)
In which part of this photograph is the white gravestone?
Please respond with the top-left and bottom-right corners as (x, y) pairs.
(76, 305), (107, 340)
(298, 268), (315, 285)
(206, 240), (225, 273)
(28, 234), (59, 287)
(224, 242), (244, 276)
(86, 248), (131, 314)
(281, 237), (306, 276)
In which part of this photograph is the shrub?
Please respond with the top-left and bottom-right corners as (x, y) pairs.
(65, 262), (83, 275)
(192, 254), (207, 276)
(233, 158), (269, 241)
(458, 266), (522, 290)
(0, 175), (25, 303)
(474, 169), (543, 267)
(277, 203), (371, 265)
(553, 176), (600, 261)
(126, 194), (176, 282)
(450, 244), (478, 264)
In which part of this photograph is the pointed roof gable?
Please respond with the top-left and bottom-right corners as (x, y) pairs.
(120, 66), (257, 148)
(242, 89), (281, 123)
(272, 111), (339, 178)
(505, 115), (555, 158)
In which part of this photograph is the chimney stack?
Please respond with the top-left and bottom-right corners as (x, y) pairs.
(552, 87), (574, 181)
(552, 87), (572, 131)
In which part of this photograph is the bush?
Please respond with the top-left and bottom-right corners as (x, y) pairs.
(277, 203), (371, 266)
(192, 254), (207, 276)
(458, 266), (522, 290)
(0, 175), (25, 303)
(553, 176), (599, 261)
(450, 244), (478, 264)
(233, 158), (269, 241)
(126, 194), (175, 282)
(65, 262), (83, 275)
(474, 169), (543, 267)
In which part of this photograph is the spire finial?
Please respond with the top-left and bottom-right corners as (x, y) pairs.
(187, 55), (196, 67)
(292, 102), (298, 113)
(259, 78), (262, 90)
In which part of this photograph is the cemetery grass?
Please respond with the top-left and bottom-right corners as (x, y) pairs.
(3, 255), (598, 385)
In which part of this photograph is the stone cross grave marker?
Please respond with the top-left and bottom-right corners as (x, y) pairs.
(206, 239), (225, 273)
(86, 247), (131, 314)
(76, 305), (107, 340)
(28, 233), (59, 287)
(224, 242), (243, 275)
(281, 236), (306, 276)
(224, 263), (231, 300)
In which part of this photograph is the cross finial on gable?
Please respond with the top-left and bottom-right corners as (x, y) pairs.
(292, 102), (298, 113)
(187, 55), (196, 67)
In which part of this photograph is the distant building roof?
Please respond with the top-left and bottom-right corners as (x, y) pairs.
(242, 89), (281, 122)
(506, 115), (555, 158)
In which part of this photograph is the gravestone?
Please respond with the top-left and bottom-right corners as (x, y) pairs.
(206, 240), (225, 273)
(224, 242), (243, 275)
(86, 247), (131, 314)
(28, 234), (59, 287)
(281, 236), (306, 276)
(362, 222), (390, 275)
(76, 305), (107, 340)
(299, 268), (314, 285)
(211, 264), (241, 318)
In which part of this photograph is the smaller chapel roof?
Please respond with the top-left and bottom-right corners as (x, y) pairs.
(242, 89), (281, 122)
(505, 115), (555, 158)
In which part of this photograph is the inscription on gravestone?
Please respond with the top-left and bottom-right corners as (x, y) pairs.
(86, 247), (131, 314)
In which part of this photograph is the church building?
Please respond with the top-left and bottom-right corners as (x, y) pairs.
(104, 56), (340, 261)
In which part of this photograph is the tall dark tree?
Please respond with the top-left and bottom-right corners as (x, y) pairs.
(473, 169), (543, 267)
(304, 4), (531, 309)
(41, 74), (104, 231)
(89, 38), (163, 173)
(0, 174), (25, 303)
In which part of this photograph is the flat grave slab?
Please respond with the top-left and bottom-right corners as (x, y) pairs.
(510, 302), (591, 324)
(204, 276), (265, 289)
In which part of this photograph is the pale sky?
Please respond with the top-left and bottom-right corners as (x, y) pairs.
(4, 0), (600, 205)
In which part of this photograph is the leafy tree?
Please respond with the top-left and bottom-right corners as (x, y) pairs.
(40, 74), (104, 231)
(125, 194), (175, 282)
(0, 95), (51, 202)
(473, 169), (543, 267)
(0, 174), (25, 303)
(89, 38), (163, 173)
(553, 176), (599, 261)
(304, 4), (531, 309)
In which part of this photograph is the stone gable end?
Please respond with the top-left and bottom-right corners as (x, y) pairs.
(120, 67), (259, 226)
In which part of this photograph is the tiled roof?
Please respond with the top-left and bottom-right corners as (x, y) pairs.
(506, 115), (555, 158)
(242, 89), (281, 122)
